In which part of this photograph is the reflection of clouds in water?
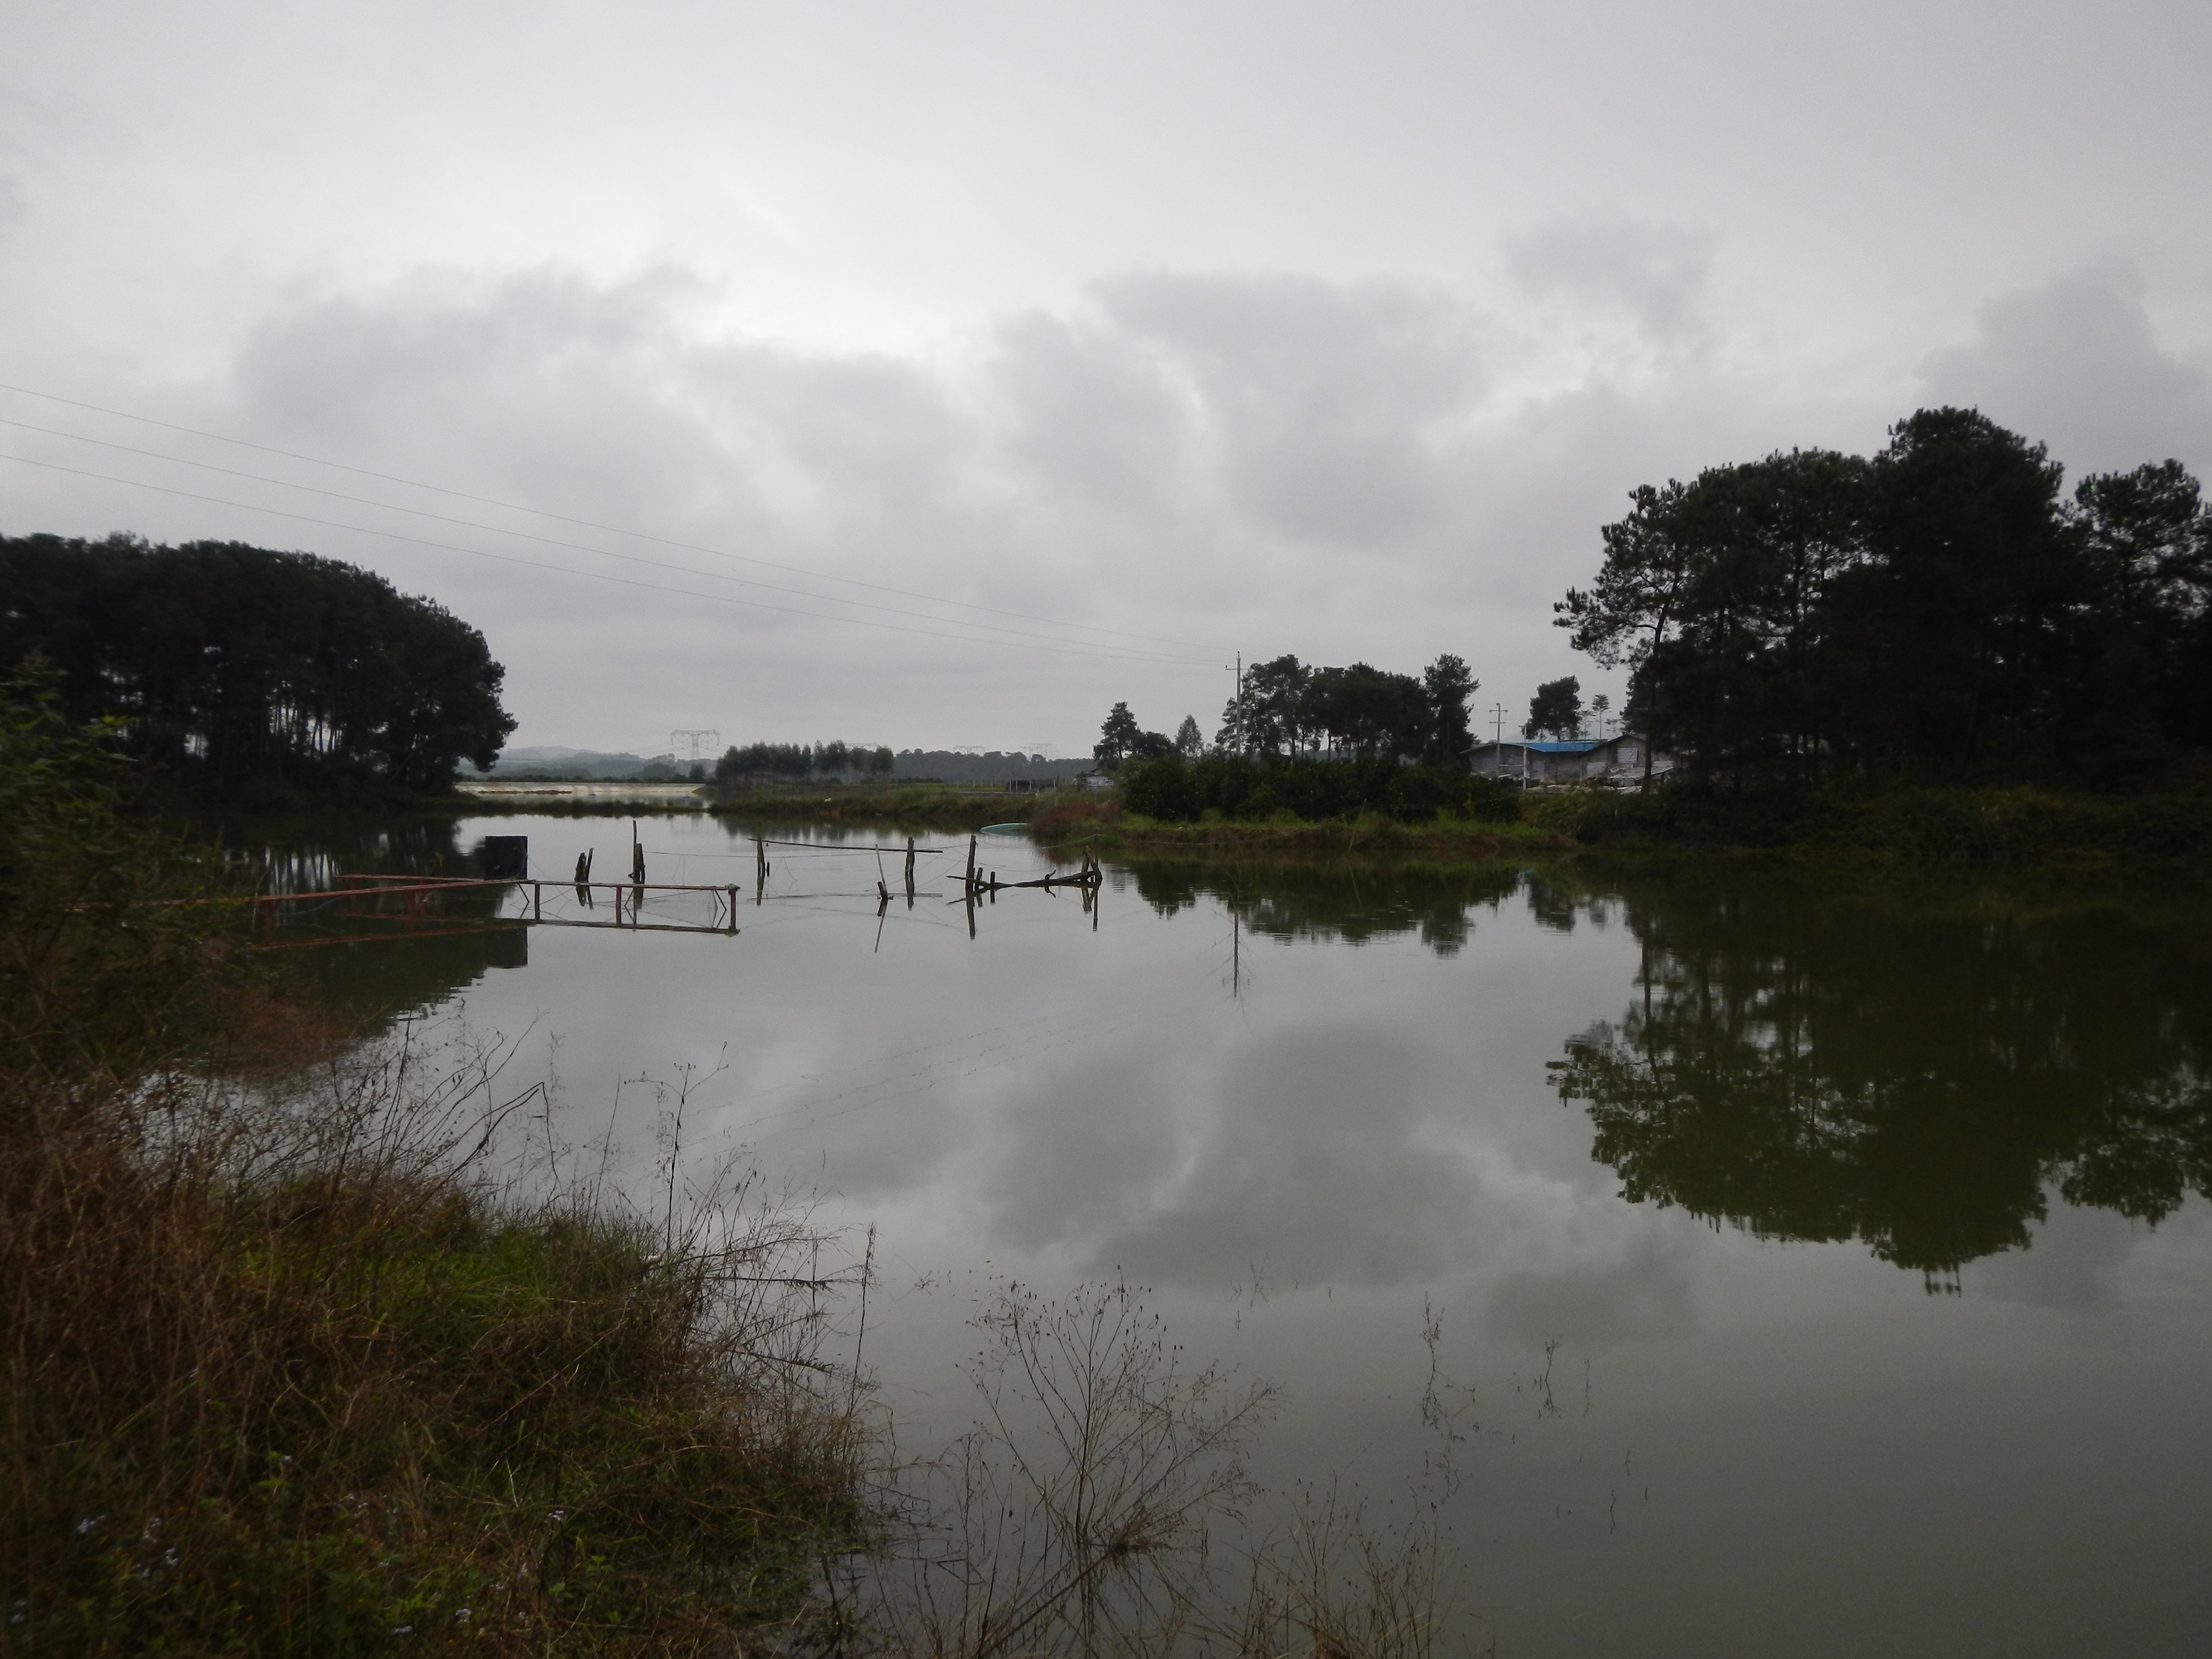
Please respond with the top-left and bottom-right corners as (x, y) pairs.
(1486, 1231), (1700, 1347)
(711, 1004), (1164, 1201)
(981, 1043), (1192, 1254)
(1969, 1199), (2149, 1312)
(1037, 1025), (1478, 1287)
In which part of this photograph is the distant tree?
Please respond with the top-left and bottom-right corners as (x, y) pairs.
(1216, 655), (1310, 757)
(715, 742), (813, 779)
(1095, 701), (1144, 765)
(1174, 715), (1205, 759)
(1421, 654), (1478, 763)
(1556, 481), (1703, 681)
(1556, 409), (2212, 787)
(1564, 449), (1868, 785)
(1822, 409), (2086, 774)
(1524, 677), (1583, 740)
(0, 534), (513, 797)
(1589, 694), (1611, 737)
(1305, 663), (1429, 759)
(1129, 729), (1176, 761)
(2068, 459), (2212, 744)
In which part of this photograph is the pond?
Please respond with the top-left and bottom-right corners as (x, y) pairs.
(257, 812), (2212, 1657)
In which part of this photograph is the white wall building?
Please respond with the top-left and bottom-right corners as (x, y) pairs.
(1468, 734), (1674, 785)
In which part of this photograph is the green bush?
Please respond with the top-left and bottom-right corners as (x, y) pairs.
(1120, 755), (1519, 826)
(1542, 778), (2212, 865)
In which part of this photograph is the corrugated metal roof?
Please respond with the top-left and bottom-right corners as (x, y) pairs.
(1474, 739), (1606, 753)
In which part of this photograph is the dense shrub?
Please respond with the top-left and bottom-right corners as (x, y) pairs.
(1118, 755), (1520, 824)
(1541, 778), (2212, 865)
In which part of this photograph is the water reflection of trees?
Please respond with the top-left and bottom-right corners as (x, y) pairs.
(234, 819), (530, 1028)
(1125, 861), (1522, 957)
(1550, 882), (2212, 1277)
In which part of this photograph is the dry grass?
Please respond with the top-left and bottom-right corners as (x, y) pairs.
(1, 1041), (870, 1656)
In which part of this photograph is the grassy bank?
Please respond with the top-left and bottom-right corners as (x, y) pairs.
(7, 1089), (864, 1656)
(1031, 776), (2212, 872)
(3, 685), (867, 1656)
(703, 781), (1056, 830)
(1031, 793), (1571, 860)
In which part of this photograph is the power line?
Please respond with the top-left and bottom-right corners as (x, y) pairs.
(0, 450), (1213, 665)
(0, 380), (1223, 654)
(0, 416), (1217, 663)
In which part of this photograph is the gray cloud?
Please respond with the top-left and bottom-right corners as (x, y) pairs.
(1505, 213), (1719, 348)
(9, 242), (2203, 757)
(1919, 265), (2212, 479)
(989, 309), (1193, 515)
(1097, 273), (1486, 545)
(0, 174), (25, 246)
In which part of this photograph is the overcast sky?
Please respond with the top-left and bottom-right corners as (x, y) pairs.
(3, 0), (2208, 755)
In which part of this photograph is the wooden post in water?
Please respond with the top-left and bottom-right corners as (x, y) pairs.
(964, 835), (978, 895)
(904, 836), (916, 904)
(754, 834), (768, 904)
(727, 885), (739, 933)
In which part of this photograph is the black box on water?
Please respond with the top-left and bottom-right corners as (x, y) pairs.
(480, 836), (528, 879)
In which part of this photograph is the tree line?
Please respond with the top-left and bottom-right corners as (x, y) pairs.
(714, 740), (896, 780)
(1212, 654), (1478, 764)
(1095, 653), (1480, 771)
(0, 534), (514, 800)
(1095, 654), (1517, 823)
(1557, 407), (2212, 789)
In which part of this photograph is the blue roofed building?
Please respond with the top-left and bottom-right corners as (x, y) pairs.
(1467, 733), (1674, 786)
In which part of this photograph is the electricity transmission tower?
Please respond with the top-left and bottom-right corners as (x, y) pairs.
(669, 729), (722, 763)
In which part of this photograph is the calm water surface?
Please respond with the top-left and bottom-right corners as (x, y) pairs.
(263, 813), (2212, 1657)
